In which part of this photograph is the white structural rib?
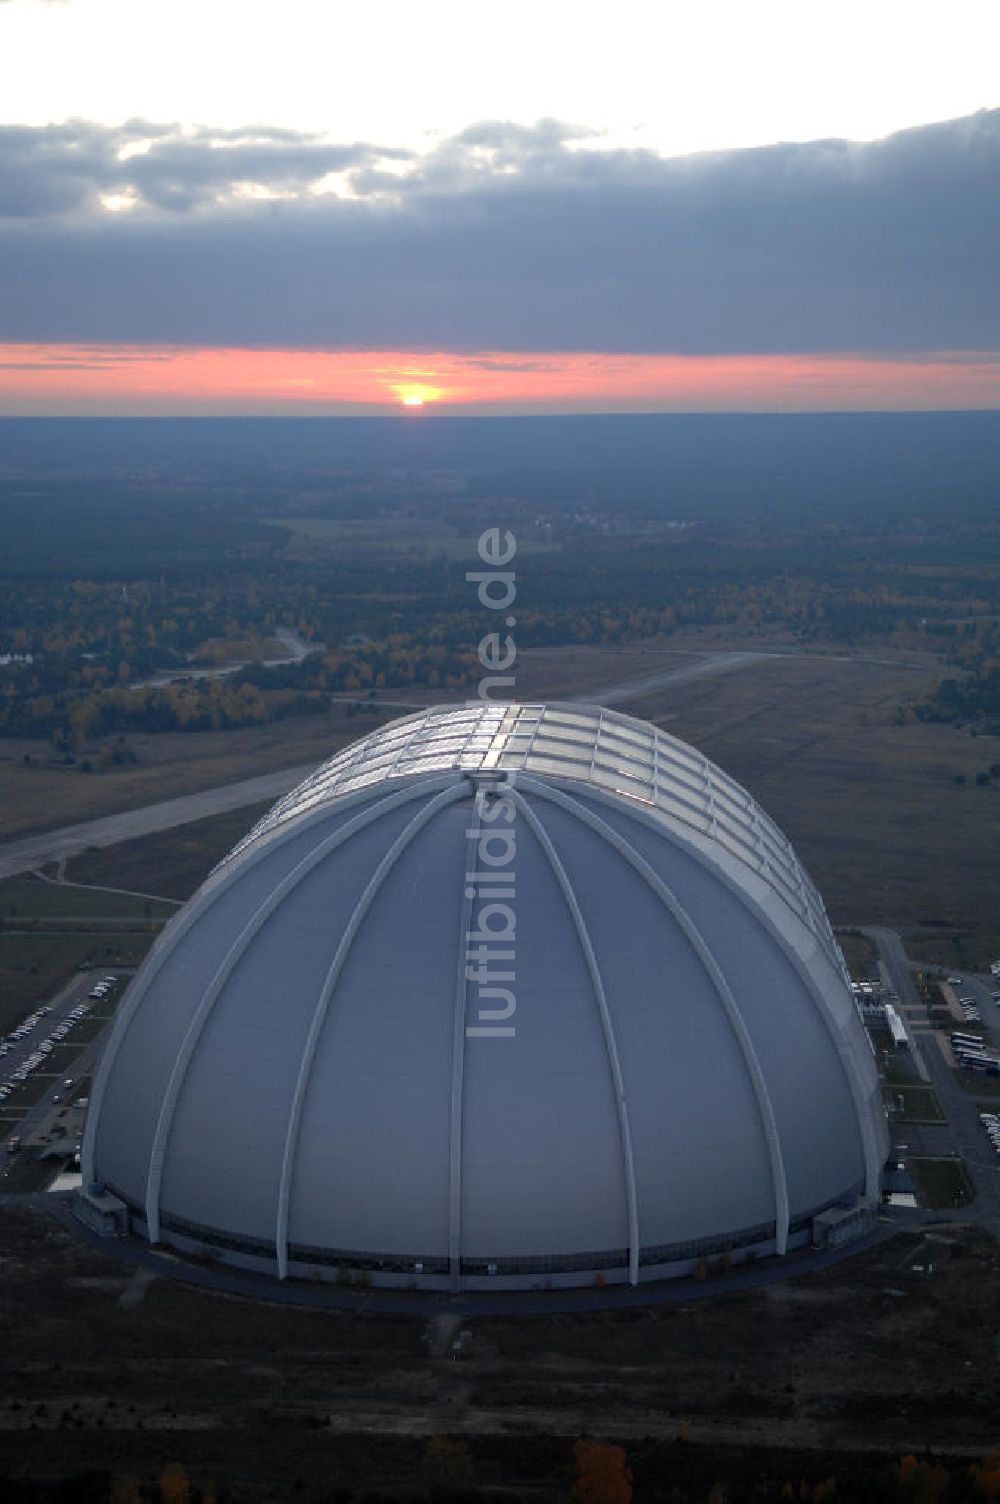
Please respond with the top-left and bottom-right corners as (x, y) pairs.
(447, 821), (479, 1292)
(274, 784), (466, 1279)
(142, 778), (457, 1243)
(532, 775), (885, 1212)
(83, 772), (458, 1192)
(517, 774), (791, 1256)
(507, 787), (642, 1286)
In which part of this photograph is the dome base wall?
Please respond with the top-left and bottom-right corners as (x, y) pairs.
(102, 1183), (873, 1293)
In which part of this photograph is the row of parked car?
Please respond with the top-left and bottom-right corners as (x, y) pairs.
(979, 1112), (1000, 1155)
(0, 1004), (53, 1057)
(0, 975), (118, 1104)
(950, 980), (983, 1024)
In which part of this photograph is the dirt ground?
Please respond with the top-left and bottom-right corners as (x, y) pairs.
(0, 1205), (998, 1500)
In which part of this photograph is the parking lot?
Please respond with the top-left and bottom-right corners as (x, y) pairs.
(865, 927), (1000, 1230)
(0, 968), (129, 1184)
(978, 1109), (1000, 1160)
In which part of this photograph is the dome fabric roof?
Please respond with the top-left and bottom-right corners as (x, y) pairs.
(84, 703), (888, 1290)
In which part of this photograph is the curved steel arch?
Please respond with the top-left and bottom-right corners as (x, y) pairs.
(83, 773), (459, 1190)
(528, 775), (885, 1207)
(274, 783), (468, 1278)
(447, 818), (480, 1292)
(516, 774), (791, 1255)
(142, 777), (460, 1242)
(507, 787), (641, 1285)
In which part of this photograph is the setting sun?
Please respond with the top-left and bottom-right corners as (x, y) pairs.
(392, 381), (444, 408)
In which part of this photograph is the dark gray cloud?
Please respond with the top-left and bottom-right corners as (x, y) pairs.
(0, 111), (997, 353)
(0, 120), (413, 216)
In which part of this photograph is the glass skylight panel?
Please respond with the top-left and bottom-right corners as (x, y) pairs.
(396, 755), (457, 774)
(653, 785), (713, 835)
(602, 722), (654, 754)
(653, 741), (707, 788)
(592, 753), (655, 789)
(582, 763), (629, 795)
(597, 741), (655, 780)
(211, 706), (839, 956)
(527, 746), (595, 777)
(535, 725), (597, 751)
(540, 709), (597, 733)
(761, 831), (791, 878)
(592, 768), (655, 803)
(506, 753), (560, 778)
(653, 759), (712, 810)
(529, 730), (591, 757)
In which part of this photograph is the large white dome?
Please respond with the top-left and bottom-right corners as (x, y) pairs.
(83, 703), (888, 1290)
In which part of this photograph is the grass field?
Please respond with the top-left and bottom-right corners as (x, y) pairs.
(891, 1086), (945, 1123)
(907, 1157), (975, 1208)
(65, 801), (272, 902)
(2, 632), (996, 934)
(0, 707), (375, 843)
(883, 1061), (917, 1087)
(0, 877), (175, 920)
(953, 1068), (1000, 1098)
(0, 932), (151, 1035)
(576, 642), (999, 931)
(906, 930), (1000, 975)
(0, 1147), (63, 1191)
(835, 929), (878, 977)
(0, 1067), (63, 1112)
(1, 1208), (999, 1501)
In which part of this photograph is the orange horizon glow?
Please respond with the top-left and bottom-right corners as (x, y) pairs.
(0, 344), (998, 414)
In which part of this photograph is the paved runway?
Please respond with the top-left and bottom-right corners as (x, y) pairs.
(0, 763), (315, 881)
(0, 646), (926, 881)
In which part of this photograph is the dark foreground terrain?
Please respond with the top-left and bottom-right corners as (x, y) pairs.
(1, 1204), (999, 1501)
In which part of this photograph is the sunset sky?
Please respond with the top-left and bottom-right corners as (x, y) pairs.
(1, 0), (998, 415)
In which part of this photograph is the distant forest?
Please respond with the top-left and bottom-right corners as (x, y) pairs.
(1, 414), (998, 743)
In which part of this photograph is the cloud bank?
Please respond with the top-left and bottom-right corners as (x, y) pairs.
(0, 112), (997, 353)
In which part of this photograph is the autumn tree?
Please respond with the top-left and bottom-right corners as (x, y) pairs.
(895, 1455), (951, 1504)
(421, 1436), (475, 1502)
(571, 1439), (633, 1504)
(159, 1461), (191, 1504)
(111, 1476), (145, 1504)
(971, 1448), (1000, 1502)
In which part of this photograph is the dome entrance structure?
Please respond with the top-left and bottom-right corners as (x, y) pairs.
(82, 703), (888, 1291)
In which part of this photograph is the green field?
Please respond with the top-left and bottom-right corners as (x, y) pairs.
(891, 1086), (945, 1123)
(0, 932), (151, 1035)
(836, 928), (878, 977)
(65, 800), (272, 902)
(0, 711), (356, 843)
(907, 930), (1000, 975)
(0, 1067), (64, 1112)
(880, 1052), (914, 1084)
(953, 1068), (1000, 1098)
(617, 649), (999, 933)
(0, 877), (176, 921)
(907, 1157), (975, 1208)
(276, 516), (557, 561)
(0, 1148), (62, 1192)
